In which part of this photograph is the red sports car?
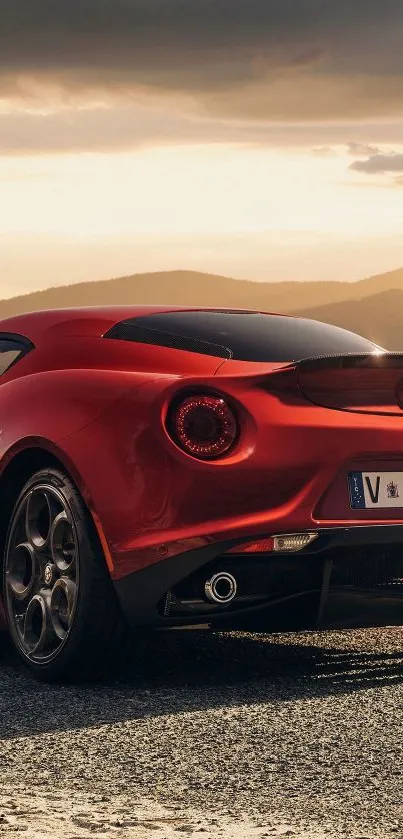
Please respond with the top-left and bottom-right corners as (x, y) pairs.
(0, 304), (403, 681)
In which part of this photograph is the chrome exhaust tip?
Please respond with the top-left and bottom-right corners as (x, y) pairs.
(204, 572), (237, 605)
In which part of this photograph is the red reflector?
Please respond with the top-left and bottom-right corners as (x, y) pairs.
(227, 537), (274, 554)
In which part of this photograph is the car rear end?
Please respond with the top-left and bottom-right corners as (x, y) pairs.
(58, 309), (403, 633)
(153, 351), (403, 633)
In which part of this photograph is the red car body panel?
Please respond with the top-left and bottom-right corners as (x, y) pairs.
(0, 305), (403, 633)
(62, 368), (403, 576)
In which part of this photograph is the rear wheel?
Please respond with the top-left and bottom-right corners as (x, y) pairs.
(3, 467), (129, 682)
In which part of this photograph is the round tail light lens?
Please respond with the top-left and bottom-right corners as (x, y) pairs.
(170, 394), (238, 459)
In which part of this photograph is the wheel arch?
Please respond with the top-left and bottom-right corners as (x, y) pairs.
(0, 440), (114, 579)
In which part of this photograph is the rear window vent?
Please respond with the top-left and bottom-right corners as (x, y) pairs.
(104, 321), (232, 359)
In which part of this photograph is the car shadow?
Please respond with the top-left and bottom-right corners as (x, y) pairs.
(0, 627), (402, 740)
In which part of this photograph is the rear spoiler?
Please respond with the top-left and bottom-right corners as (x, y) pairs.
(295, 351), (403, 371)
(292, 352), (403, 415)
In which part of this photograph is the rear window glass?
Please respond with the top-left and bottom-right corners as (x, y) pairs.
(108, 311), (380, 362)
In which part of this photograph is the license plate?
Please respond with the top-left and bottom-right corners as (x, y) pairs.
(348, 471), (403, 508)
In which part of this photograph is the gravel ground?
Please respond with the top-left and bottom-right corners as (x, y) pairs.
(0, 626), (403, 838)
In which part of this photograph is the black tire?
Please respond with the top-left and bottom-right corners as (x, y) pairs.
(3, 467), (130, 682)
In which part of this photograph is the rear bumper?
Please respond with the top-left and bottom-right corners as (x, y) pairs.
(113, 524), (403, 631)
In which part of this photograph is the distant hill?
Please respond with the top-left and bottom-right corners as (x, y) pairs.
(0, 269), (381, 317)
(294, 288), (403, 350)
(1, 266), (403, 349)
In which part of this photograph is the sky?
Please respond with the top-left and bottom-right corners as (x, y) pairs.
(1, 0), (403, 297)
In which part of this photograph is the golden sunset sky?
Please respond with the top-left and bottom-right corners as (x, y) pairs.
(1, 0), (403, 297)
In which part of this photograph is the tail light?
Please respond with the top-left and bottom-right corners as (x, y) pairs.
(169, 394), (238, 459)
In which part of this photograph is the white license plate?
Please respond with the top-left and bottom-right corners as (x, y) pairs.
(348, 471), (403, 508)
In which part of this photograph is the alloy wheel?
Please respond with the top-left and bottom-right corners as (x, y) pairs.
(4, 484), (79, 663)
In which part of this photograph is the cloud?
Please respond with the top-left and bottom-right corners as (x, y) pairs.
(1, 0), (403, 123)
(346, 142), (382, 157)
(350, 153), (403, 174)
(1, 103), (403, 156)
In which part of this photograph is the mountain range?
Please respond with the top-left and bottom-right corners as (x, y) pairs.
(1, 266), (403, 350)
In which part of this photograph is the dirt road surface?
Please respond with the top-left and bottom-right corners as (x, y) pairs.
(0, 627), (402, 838)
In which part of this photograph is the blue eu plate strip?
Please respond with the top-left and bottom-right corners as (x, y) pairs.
(348, 472), (365, 508)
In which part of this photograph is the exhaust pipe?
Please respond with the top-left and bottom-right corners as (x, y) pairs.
(204, 572), (237, 605)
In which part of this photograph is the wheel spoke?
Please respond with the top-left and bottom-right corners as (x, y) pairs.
(50, 511), (77, 575)
(25, 489), (62, 553)
(23, 591), (56, 656)
(50, 577), (77, 640)
(6, 542), (37, 601)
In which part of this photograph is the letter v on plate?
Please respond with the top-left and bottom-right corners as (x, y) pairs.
(365, 475), (380, 504)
